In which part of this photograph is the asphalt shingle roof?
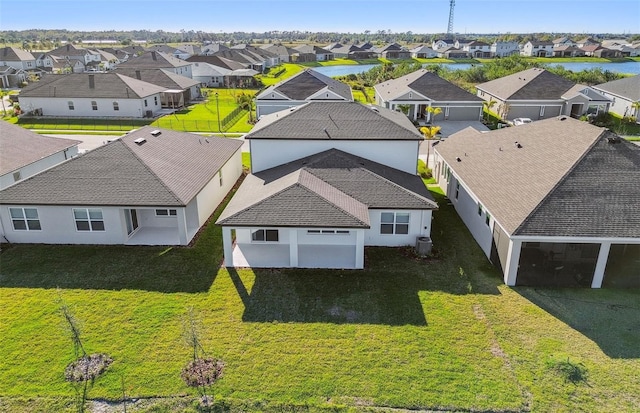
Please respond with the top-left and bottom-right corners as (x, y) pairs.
(476, 68), (576, 100)
(19, 73), (167, 99)
(257, 69), (352, 101)
(116, 51), (191, 69)
(0, 47), (35, 61)
(247, 101), (422, 141)
(375, 69), (482, 102)
(0, 127), (243, 206)
(434, 117), (607, 235)
(217, 149), (437, 227)
(592, 74), (640, 101)
(0, 121), (80, 175)
(114, 68), (199, 90)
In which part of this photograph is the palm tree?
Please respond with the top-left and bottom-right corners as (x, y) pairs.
(420, 125), (441, 170)
(426, 106), (442, 125)
(482, 99), (497, 123)
(236, 93), (255, 123)
(631, 101), (640, 120)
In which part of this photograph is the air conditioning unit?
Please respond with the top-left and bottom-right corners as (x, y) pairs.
(145, 110), (153, 118)
(415, 236), (433, 256)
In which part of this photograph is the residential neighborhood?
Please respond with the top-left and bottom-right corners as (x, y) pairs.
(1, 5), (640, 411)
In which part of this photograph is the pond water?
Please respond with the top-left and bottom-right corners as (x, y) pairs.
(312, 61), (640, 77)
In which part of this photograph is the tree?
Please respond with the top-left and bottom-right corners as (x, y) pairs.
(236, 93), (255, 123)
(426, 106), (442, 125)
(482, 98), (497, 122)
(420, 126), (441, 170)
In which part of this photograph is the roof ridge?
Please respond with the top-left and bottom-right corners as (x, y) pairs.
(513, 128), (608, 235)
(355, 166), (438, 209)
(117, 137), (185, 204)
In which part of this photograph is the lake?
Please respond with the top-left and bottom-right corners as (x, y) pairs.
(312, 61), (640, 77)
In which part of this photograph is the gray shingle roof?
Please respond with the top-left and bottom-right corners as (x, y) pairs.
(116, 51), (191, 69)
(0, 127), (243, 206)
(0, 47), (35, 61)
(257, 68), (352, 101)
(247, 101), (422, 141)
(0, 121), (80, 175)
(19, 73), (167, 99)
(375, 69), (482, 102)
(592, 74), (640, 101)
(516, 133), (640, 237)
(434, 117), (606, 235)
(217, 149), (437, 227)
(114, 68), (199, 90)
(476, 68), (576, 100)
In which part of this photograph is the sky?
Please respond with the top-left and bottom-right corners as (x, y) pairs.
(1, 0), (639, 35)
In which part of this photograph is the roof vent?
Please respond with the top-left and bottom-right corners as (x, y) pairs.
(134, 137), (146, 145)
(607, 135), (621, 144)
(559, 116), (568, 121)
(456, 157), (462, 162)
(150, 129), (161, 137)
(515, 141), (523, 148)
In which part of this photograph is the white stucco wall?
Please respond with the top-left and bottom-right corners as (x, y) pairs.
(195, 150), (243, 226)
(249, 139), (420, 174)
(596, 91), (636, 118)
(0, 205), (127, 244)
(256, 101), (305, 118)
(0, 146), (78, 190)
(365, 209), (433, 247)
(18, 95), (162, 118)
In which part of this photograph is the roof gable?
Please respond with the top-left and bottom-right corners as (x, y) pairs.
(375, 69), (481, 102)
(477, 68), (575, 100)
(117, 51), (191, 69)
(593, 74), (640, 101)
(262, 69), (351, 101)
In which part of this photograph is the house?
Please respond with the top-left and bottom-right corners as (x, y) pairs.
(201, 43), (229, 55)
(490, 41), (520, 57)
(520, 40), (554, 57)
(374, 69), (483, 123)
(231, 44), (280, 67)
(0, 126), (243, 246)
(246, 101), (424, 175)
(476, 68), (611, 121)
(0, 47), (36, 71)
(433, 117), (640, 288)
(217, 102), (438, 269)
(260, 44), (293, 62)
(116, 51), (193, 78)
(372, 43), (411, 59)
(410, 45), (438, 59)
(328, 44), (376, 59)
(462, 41), (491, 58)
(173, 44), (201, 60)
(190, 61), (231, 87)
(437, 47), (469, 59)
(47, 44), (99, 66)
(592, 75), (640, 120)
(432, 39), (455, 50)
(206, 48), (268, 73)
(552, 37), (576, 47)
(454, 38), (474, 49)
(592, 47), (623, 58)
(553, 45), (586, 57)
(113, 68), (201, 108)
(18, 73), (166, 118)
(0, 121), (80, 190)
(291, 45), (334, 62)
(575, 37), (599, 48)
(255, 69), (353, 118)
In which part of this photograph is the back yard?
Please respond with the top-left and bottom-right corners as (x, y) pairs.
(0, 187), (639, 413)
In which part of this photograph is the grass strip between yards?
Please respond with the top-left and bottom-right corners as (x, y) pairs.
(1, 182), (639, 412)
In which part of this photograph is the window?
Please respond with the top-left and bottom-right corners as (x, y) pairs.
(154, 96), (158, 105)
(68, 101), (75, 110)
(219, 170), (223, 186)
(10, 207), (41, 231)
(252, 229), (279, 242)
(380, 212), (410, 235)
(12, 171), (21, 182)
(485, 212), (491, 226)
(539, 106), (545, 117)
(455, 181), (460, 199)
(73, 208), (104, 231)
(155, 209), (177, 216)
(113, 101), (119, 111)
(91, 101), (98, 111)
(477, 203), (483, 216)
(144, 99), (148, 107)
(307, 229), (350, 235)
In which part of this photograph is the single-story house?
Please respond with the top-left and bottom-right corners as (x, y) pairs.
(116, 51), (193, 79)
(256, 68), (353, 118)
(246, 101), (423, 174)
(291, 45), (334, 62)
(0, 121), (80, 190)
(0, 127), (243, 245)
(433, 117), (639, 288)
(592, 74), (640, 120)
(18, 73), (166, 118)
(113, 67), (201, 108)
(372, 43), (411, 60)
(410, 45), (438, 59)
(190, 61), (231, 87)
(476, 68), (611, 121)
(437, 47), (469, 59)
(374, 69), (484, 123)
(216, 148), (437, 269)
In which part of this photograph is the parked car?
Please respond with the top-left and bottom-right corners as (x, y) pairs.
(512, 117), (532, 126)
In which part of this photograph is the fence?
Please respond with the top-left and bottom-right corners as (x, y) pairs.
(17, 117), (151, 131)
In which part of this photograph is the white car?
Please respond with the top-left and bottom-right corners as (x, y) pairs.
(512, 118), (532, 126)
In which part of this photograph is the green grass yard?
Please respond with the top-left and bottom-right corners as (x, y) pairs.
(1, 184), (639, 412)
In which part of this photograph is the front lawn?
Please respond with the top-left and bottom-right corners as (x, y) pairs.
(1, 187), (639, 412)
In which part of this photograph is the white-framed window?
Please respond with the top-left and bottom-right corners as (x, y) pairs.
(455, 181), (460, 199)
(91, 101), (98, 111)
(307, 229), (350, 235)
(68, 101), (74, 110)
(9, 207), (41, 231)
(154, 96), (158, 105)
(218, 170), (223, 186)
(380, 212), (410, 235)
(73, 208), (104, 231)
(485, 212), (491, 226)
(113, 101), (119, 111)
(251, 229), (279, 242)
(155, 209), (177, 217)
